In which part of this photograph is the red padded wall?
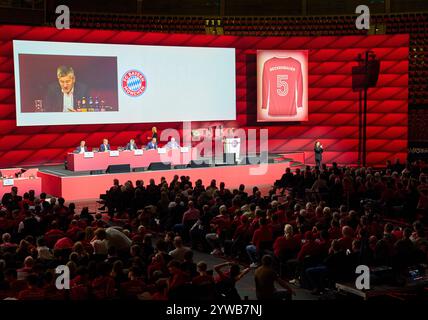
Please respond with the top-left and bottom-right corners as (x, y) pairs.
(0, 25), (408, 167)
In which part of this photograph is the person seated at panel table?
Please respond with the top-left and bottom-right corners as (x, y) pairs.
(99, 138), (111, 152)
(74, 140), (88, 154)
(165, 137), (180, 150)
(125, 138), (138, 151)
(146, 137), (158, 150)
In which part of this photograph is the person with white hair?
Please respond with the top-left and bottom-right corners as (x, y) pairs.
(165, 137), (180, 150)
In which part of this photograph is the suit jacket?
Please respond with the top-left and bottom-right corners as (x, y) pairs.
(99, 144), (111, 152)
(166, 141), (180, 150)
(314, 146), (323, 161)
(74, 146), (88, 154)
(125, 142), (138, 150)
(44, 82), (89, 112)
(146, 142), (157, 150)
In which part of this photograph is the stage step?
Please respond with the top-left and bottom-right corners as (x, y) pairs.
(290, 161), (305, 168)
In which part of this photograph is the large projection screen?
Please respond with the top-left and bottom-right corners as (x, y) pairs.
(13, 40), (236, 126)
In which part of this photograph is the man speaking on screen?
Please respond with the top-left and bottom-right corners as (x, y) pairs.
(44, 65), (88, 112)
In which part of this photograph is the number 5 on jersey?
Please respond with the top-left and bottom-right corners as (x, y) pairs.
(276, 75), (288, 96)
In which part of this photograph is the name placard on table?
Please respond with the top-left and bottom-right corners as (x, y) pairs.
(2, 178), (14, 186)
(109, 150), (120, 157)
(157, 148), (167, 154)
(84, 152), (94, 158)
(134, 149), (144, 156)
(180, 147), (189, 153)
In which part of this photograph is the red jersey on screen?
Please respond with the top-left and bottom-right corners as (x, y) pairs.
(261, 57), (303, 116)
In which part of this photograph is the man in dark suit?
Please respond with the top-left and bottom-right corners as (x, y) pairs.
(99, 139), (111, 152)
(125, 139), (138, 151)
(44, 65), (89, 112)
(146, 137), (158, 150)
(277, 167), (295, 189)
(1, 187), (21, 211)
(74, 140), (88, 154)
(314, 141), (324, 169)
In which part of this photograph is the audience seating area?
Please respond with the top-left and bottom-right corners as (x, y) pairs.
(0, 160), (427, 300)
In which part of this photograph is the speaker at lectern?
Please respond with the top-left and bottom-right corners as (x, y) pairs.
(223, 138), (241, 163)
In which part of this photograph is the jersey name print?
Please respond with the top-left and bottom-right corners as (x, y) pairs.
(261, 57), (303, 116)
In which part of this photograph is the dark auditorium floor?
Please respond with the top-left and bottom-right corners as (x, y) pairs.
(75, 200), (318, 301)
(192, 249), (318, 300)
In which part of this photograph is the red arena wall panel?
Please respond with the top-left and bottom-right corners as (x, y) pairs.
(0, 25), (408, 167)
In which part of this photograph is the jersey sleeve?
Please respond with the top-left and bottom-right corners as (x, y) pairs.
(261, 60), (269, 109)
(296, 60), (303, 108)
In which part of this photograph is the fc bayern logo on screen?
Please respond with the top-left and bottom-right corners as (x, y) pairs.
(121, 70), (147, 97)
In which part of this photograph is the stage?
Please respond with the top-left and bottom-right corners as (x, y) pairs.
(36, 152), (304, 201)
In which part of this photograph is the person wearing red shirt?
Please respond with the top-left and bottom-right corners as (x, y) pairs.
(151, 280), (168, 300)
(192, 262), (214, 286)
(44, 222), (65, 248)
(297, 231), (320, 262)
(167, 260), (190, 298)
(54, 236), (74, 251)
(17, 256), (34, 281)
(130, 225), (147, 245)
(338, 226), (354, 252)
(316, 229), (331, 260)
(0, 211), (15, 233)
(272, 203), (287, 226)
(182, 201), (200, 222)
(66, 220), (82, 242)
(246, 217), (273, 268)
(205, 205), (231, 255)
(229, 208), (243, 234)
(43, 271), (67, 300)
(174, 201), (200, 241)
(119, 267), (146, 299)
(269, 214), (283, 239)
(17, 274), (45, 300)
(0, 233), (17, 252)
(2, 269), (26, 299)
(273, 224), (300, 261)
(328, 219), (341, 240)
(224, 214), (251, 258)
(70, 267), (91, 300)
(227, 198), (241, 216)
(91, 262), (116, 300)
(392, 227), (404, 241)
(355, 215), (370, 239)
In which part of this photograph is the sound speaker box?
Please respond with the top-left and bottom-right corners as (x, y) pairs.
(105, 164), (130, 173)
(187, 160), (210, 168)
(147, 162), (171, 171)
